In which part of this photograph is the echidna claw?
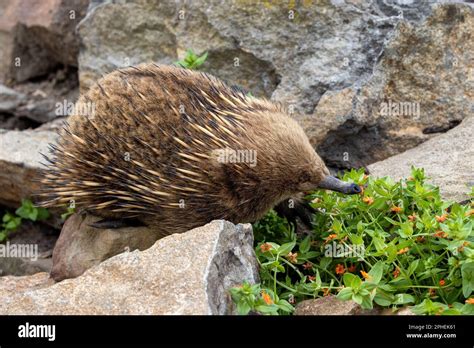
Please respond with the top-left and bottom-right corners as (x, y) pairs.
(89, 218), (146, 229)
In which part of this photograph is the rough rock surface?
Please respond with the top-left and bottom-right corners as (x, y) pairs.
(305, 3), (474, 168)
(50, 213), (163, 281)
(368, 116), (474, 203)
(0, 220), (259, 315)
(294, 296), (415, 315)
(0, 129), (57, 207)
(294, 296), (376, 315)
(0, 84), (25, 112)
(77, 1), (473, 168)
(0, 220), (57, 276)
(0, 0), (89, 83)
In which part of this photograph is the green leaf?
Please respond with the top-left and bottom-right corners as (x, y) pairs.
(319, 257), (332, 270)
(299, 236), (310, 254)
(393, 293), (415, 305)
(360, 295), (374, 310)
(368, 261), (384, 284)
(407, 259), (420, 277)
(337, 287), (353, 301)
(276, 299), (294, 313)
(36, 207), (50, 221)
(461, 262), (474, 298)
(236, 301), (251, 315)
(399, 222), (413, 238)
(255, 305), (278, 315)
(343, 273), (361, 289)
(374, 290), (395, 306)
(277, 241), (296, 255)
(352, 293), (364, 305)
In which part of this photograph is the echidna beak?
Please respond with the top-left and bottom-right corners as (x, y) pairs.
(317, 176), (361, 194)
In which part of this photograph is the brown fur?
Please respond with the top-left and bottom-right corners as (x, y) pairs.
(39, 64), (329, 236)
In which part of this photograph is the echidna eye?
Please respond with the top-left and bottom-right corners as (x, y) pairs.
(299, 172), (311, 183)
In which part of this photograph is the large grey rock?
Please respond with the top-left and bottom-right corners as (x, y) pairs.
(0, 84), (25, 112)
(0, 220), (259, 315)
(0, 129), (57, 207)
(368, 116), (474, 203)
(0, 0), (89, 83)
(77, 1), (473, 169)
(305, 3), (474, 168)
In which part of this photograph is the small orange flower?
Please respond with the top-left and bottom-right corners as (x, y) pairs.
(458, 241), (470, 252)
(286, 252), (298, 264)
(335, 264), (345, 275)
(303, 262), (313, 270)
(466, 209), (474, 217)
(360, 270), (372, 281)
(261, 291), (273, 305)
(391, 206), (403, 213)
(323, 288), (331, 296)
(465, 298), (474, 305)
(435, 214), (448, 223)
(439, 279), (446, 286)
(347, 264), (357, 273)
(362, 196), (374, 205)
(307, 275), (316, 282)
(393, 268), (400, 278)
(260, 243), (272, 252)
(408, 214), (416, 222)
(397, 247), (409, 255)
(325, 234), (338, 242)
(433, 230), (448, 238)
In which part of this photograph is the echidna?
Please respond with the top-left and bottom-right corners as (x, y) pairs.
(39, 64), (360, 235)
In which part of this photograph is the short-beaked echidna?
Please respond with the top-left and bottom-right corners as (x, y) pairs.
(39, 64), (360, 235)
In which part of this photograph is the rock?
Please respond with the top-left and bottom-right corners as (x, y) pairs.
(0, 220), (259, 315)
(0, 0), (89, 83)
(294, 296), (416, 315)
(0, 84), (25, 112)
(12, 67), (80, 123)
(368, 116), (474, 203)
(50, 213), (163, 281)
(0, 220), (57, 276)
(76, 1), (473, 169)
(308, 3), (474, 168)
(294, 296), (377, 315)
(0, 129), (58, 207)
(0, 257), (52, 277)
(394, 307), (415, 315)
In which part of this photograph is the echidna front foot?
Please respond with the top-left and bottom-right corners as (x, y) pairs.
(88, 217), (147, 229)
(274, 197), (316, 233)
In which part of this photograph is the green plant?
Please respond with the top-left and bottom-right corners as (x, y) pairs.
(229, 281), (293, 315)
(174, 49), (208, 70)
(0, 199), (50, 242)
(232, 167), (474, 315)
(61, 206), (76, 221)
